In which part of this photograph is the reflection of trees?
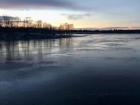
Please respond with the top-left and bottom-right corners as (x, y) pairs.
(5, 41), (20, 61)
(0, 38), (73, 62)
(59, 38), (73, 51)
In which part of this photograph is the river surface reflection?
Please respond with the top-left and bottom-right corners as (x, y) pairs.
(0, 34), (140, 105)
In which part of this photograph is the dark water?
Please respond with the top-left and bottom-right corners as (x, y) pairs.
(0, 34), (140, 105)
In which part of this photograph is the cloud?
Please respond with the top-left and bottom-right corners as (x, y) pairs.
(0, 0), (74, 9)
(63, 13), (93, 20)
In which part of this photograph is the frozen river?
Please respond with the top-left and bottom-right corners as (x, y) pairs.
(0, 34), (140, 105)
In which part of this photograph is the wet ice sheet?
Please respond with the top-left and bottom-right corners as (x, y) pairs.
(0, 34), (140, 105)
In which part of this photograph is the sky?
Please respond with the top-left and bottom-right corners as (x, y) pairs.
(0, 0), (140, 28)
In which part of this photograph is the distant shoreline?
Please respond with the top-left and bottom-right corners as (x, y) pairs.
(0, 27), (140, 41)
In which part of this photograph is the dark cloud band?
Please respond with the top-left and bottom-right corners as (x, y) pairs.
(0, 0), (73, 9)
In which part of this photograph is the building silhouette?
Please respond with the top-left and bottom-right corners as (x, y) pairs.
(59, 23), (74, 30)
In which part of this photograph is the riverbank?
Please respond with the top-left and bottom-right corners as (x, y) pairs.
(0, 27), (73, 40)
(0, 27), (140, 40)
